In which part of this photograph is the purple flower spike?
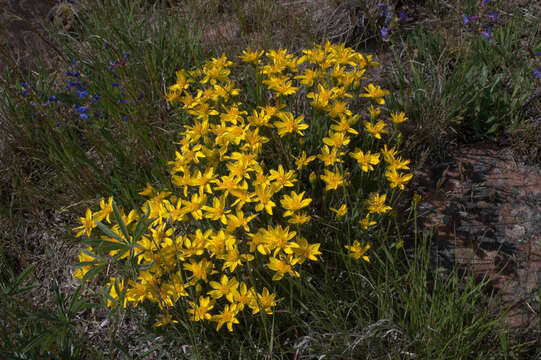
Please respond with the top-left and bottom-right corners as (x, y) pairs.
(486, 11), (498, 22)
(399, 10), (408, 21)
(463, 15), (478, 25)
(534, 67), (541, 79)
(381, 27), (390, 41)
(481, 27), (492, 41)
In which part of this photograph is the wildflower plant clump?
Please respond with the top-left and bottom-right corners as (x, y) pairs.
(72, 42), (412, 332)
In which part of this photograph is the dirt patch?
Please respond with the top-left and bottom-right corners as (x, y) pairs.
(415, 143), (541, 339)
(0, 0), (60, 69)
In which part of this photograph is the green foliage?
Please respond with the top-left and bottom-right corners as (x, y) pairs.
(388, 10), (537, 145)
(0, 254), (93, 359)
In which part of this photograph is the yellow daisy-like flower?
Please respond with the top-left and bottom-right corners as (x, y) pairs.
(390, 111), (408, 124)
(364, 120), (388, 139)
(349, 149), (380, 172)
(239, 48), (264, 65)
(280, 191), (312, 217)
(73, 208), (97, 238)
(320, 169), (344, 191)
(344, 241), (371, 262)
(359, 214), (376, 230)
(359, 83), (389, 104)
(330, 204), (347, 219)
(385, 167), (413, 190)
(366, 193), (392, 214)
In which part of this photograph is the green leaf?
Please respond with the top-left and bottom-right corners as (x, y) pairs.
(95, 220), (127, 244)
(112, 200), (131, 243)
(12, 263), (36, 291)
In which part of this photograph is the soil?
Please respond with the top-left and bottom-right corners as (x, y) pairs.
(414, 143), (541, 338)
(0, 0), (58, 69)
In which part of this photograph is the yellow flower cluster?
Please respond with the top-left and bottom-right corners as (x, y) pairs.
(73, 42), (412, 332)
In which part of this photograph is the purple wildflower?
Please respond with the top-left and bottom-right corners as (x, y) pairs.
(399, 10), (408, 21)
(485, 11), (498, 23)
(20, 82), (31, 97)
(534, 67), (541, 79)
(90, 94), (100, 105)
(481, 27), (492, 41)
(75, 105), (88, 120)
(463, 15), (478, 25)
(381, 27), (390, 41)
(78, 88), (88, 99)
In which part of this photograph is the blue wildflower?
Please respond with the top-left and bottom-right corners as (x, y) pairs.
(534, 67), (541, 79)
(78, 89), (88, 99)
(485, 11), (498, 23)
(380, 27), (390, 41)
(481, 27), (492, 41)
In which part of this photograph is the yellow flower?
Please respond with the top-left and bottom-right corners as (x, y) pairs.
(274, 112), (308, 137)
(263, 225), (298, 257)
(330, 204), (347, 219)
(294, 68), (320, 87)
(287, 212), (312, 224)
(253, 182), (277, 215)
(218, 246), (254, 272)
(73, 246), (99, 280)
(359, 83), (389, 105)
(183, 258), (214, 284)
(267, 255), (300, 281)
(153, 311), (179, 327)
(317, 145), (343, 166)
(306, 83), (332, 109)
(344, 241), (371, 262)
(181, 193), (207, 220)
(368, 105), (380, 119)
(292, 151), (316, 170)
(330, 116), (359, 135)
(385, 168), (413, 190)
(225, 210), (256, 233)
(327, 100), (352, 118)
(269, 165), (297, 188)
(359, 214), (376, 230)
(263, 75), (298, 96)
(208, 275), (240, 302)
(187, 296), (215, 321)
(233, 282), (256, 311)
(138, 183), (155, 197)
(211, 303), (240, 332)
(105, 277), (127, 308)
(364, 120), (388, 139)
(73, 208), (97, 238)
(239, 48), (264, 64)
(249, 287), (278, 315)
(366, 193), (392, 214)
(280, 191), (312, 217)
(349, 149), (380, 172)
(202, 195), (231, 224)
(293, 237), (322, 264)
(320, 169), (344, 191)
(322, 131), (350, 148)
(390, 111), (408, 124)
